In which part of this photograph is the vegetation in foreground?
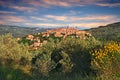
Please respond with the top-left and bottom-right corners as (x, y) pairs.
(0, 33), (120, 80)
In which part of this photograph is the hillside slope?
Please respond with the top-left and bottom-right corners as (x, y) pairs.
(0, 25), (50, 37)
(87, 22), (120, 41)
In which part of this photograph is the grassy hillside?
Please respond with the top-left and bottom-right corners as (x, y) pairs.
(0, 25), (51, 37)
(87, 22), (120, 41)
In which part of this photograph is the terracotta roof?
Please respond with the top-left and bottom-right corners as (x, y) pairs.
(41, 28), (91, 38)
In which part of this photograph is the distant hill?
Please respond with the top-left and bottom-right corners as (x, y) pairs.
(87, 22), (120, 41)
(0, 25), (51, 37)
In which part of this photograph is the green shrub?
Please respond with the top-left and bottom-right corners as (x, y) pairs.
(0, 34), (32, 80)
(91, 41), (120, 79)
(31, 41), (57, 76)
(0, 34), (32, 65)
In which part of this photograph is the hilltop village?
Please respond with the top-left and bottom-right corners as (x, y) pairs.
(18, 28), (92, 50)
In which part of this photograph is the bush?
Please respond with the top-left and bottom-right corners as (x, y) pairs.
(0, 33), (107, 79)
(31, 41), (57, 76)
(0, 34), (32, 80)
(91, 41), (120, 79)
(46, 37), (100, 76)
(0, 34), (32, 65)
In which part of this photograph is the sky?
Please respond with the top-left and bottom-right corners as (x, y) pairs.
(0, 0), (120, 29)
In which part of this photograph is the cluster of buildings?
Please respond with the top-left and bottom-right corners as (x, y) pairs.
(22, 34), (47, 50)
(18, 28), (92, 50)
(42, 28), (92, 38)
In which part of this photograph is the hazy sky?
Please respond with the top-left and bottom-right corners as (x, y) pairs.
(0, 0), (120, 29)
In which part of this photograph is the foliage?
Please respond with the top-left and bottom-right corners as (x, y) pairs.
(30, 37), (100, 76)
(1, 32), (120, 80)
(58, 37), (101, 75)
(87, 22), (120, 41)
(31, 41), (57, 76)
(0, 34), (32, 80)
(0, 34), (32, 65)
(91, 41), (120, 79)
(0, 66), (32, 80)
(59, 51), (73, 73)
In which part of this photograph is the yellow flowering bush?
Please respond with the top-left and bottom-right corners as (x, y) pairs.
(91, 41), (120, 78)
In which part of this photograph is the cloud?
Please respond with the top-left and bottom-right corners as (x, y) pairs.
(45, 15), (67, 21)
(6, 16), (26, 22)
(45, 15), (117, 22)
(0, 15), (29, 23)
(0, 0), (4, 6)
(0, 20), (6, 24)
(9, 5), (36, 12)
(22, 0), (83, 7)
(24, 0), (120, 7)
(69, 15), (116, 21)
(24, 22), (112, 28)
(25, 14), (120, 28)
(1, 0), (120, 10)
(69, 10), (77, 15)
(0, 0), (15, 7)
(21, 0), (45, 7)
(0, 13), (119, 28)
(0, 11), (16, 14)
(23, 0), (73, 7)
(69, 22), (109, 28)
(0, 0), (36, 12)
(31, 16), (51, 22)
(41, 0), (71, 7)
(96, 3), (120, 7)
(25, 23), (63, 27)
(62, 10), (82, 16)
